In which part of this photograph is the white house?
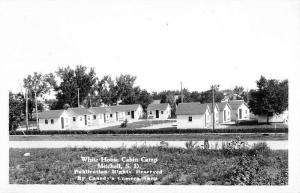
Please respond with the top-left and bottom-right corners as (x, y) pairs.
(67, 107), (94, 129)
(256, 110), (288, 124)
(147, 103), (171, 119)
(88, 106), (111, 125)
(216, 102), (232, 123)
(176, 102), (211, 129)
(228, 100), (250, 121)
(203, 103), (219, 125)
(108, 104), (143, 121)
(38, 110), (73, 130)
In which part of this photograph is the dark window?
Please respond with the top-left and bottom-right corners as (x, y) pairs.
(161, 111), (163, 114)
(93, 115), (96, 119)
(73, 117), (76, 122)
(188, 116), (192, 122)
(45, 119), (48, 124)
(128, 112), (130, 115)
(110, 114), (113, 117)
(150, 111), (152, 115)
(51, 119), (54, 124)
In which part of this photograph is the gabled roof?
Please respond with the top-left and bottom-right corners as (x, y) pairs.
(216, 102), (231, 111)
(108, 104), (141, 113)
(67, 107), (93, 116)
(228, 100), (248, 110)
(89, 107), (111, 114)
(176, 102), (210, 115)
(89, 104), (141, 114)
(203, 103), (220, 112)
(38, 110), (65, 119)
(147, 103), (170, 111)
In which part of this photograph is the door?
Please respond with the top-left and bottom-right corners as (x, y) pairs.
(155, 110), (159, 118)
(104, 114), (106, 123)
(131, 111), (135, 119)
(224, 110), (226, 121)
(239, 109), (242, 119)
(84, 115), (87, 125)
(116, 112), (118, 121)
(61, 117), (64, 129)
(204, 113), (206, 128)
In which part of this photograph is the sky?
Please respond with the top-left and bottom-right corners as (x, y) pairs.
(0, 0), (299, 95)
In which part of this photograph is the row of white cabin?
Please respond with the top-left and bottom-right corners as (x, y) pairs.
(176, 100), (250, 129)
(38, 103), (172, 130)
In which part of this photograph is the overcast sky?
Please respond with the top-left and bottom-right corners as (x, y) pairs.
(0, 0), (299, 94)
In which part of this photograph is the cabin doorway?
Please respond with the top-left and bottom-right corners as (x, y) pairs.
(239, 109), (242, 119)
(61, 117), (64, 129)
(156, 110), (159, 118)
(131, 111), (135, 119)
(84, 115), (87, 125)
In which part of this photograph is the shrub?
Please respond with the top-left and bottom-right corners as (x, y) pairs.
(185, 140), (199, 150)
(11, 127), (288, 135)
(120, 119), (128, 128)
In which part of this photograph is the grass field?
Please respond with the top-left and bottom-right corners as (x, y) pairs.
(10, 133), (288, 141)
(9, 143), (288, 185)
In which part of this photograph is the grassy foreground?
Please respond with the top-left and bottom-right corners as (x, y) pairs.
(10, 142), (288, 185)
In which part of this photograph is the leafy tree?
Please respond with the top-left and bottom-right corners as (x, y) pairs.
(233, 86), (248, 102)
(23, 72), (55, 126)
(9, 92), (25, 131)
(54, 65), (97, 109)
(199, 89), (224, 103)
(248, 76), (288, 123)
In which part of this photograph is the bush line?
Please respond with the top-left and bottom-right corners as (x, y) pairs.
(10, 127), (288, 135)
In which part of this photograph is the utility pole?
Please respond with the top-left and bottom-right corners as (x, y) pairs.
(180, 81), (183, 103)
(34, 91), (39, 130)
(78, 88), (80, 107)
(212, 85), (215, 131)
(25, 88), (29, 131)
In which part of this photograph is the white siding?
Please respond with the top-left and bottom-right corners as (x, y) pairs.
(231, 103), (250, 121)
(39, 111), (71, 131)
(219, 105), (231, 123)
(177, 109), (211, 129)
(147, 105), (171, 120)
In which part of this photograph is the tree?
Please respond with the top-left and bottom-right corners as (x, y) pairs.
(248, 76), (288, 123)
(9, 92), (25, 132)
(233, 86), (248, 102)
(199, 89), (224, 103)
(23, 72), (55, 128)
(54, 65), (97, 109)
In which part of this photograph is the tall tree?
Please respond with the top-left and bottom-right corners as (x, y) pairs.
(54, 65), (97, 109)
(9, 92), (25, 132)
(199, 89), (224, 103)
(248, 76), (288, 123)
(23, 72), (55, 128)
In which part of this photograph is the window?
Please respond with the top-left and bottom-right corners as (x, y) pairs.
(161, 111), (163, 114)
(110, 114), (113, 118)
(245, 110), (248, 114)
(128, 112), (130, 115)
(88, 116), (90, 120)
(45, 119), (48, 124)
(150, 111), (152, 115)
(80, 117), (82, 121)
(51, 119), (54, 124)
(93, 115), (96, 119)
(73, 117), (76, 122)
(188, 116), (192, 122)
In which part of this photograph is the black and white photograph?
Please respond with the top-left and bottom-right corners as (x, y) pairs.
(1, 0), (299, 192)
